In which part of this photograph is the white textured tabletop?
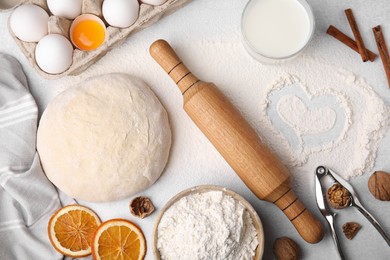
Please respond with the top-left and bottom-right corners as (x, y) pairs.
(1, 0), (390, 259)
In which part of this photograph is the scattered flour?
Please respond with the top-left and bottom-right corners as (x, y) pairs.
(157, 191), (259, 260)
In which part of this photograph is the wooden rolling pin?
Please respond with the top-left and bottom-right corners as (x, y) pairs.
(150, 39), (324, 244)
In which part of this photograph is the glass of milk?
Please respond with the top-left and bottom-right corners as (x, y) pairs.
(241, 0), (315, 63)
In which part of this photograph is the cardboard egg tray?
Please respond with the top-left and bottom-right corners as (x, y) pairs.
(5, 0), (191, 79)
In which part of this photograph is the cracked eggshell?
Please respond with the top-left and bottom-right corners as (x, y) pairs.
(10, 4), (49, 42)
(102, 0), (139, 28)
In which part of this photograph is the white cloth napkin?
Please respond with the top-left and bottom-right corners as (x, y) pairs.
(0, 53), (69, 259)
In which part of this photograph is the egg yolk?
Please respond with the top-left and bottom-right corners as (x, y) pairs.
(72, 20), (105, 51)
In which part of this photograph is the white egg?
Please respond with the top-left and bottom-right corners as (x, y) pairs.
(10, 4), (49, 42)
(35, 34), (73, 74)
(47, 0), (82, 20)
(102, 0), (139, 28)
(141, 0), (168, 6)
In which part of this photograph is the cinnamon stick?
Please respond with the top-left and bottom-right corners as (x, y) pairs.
(373, 25), (390, 88)
(345, 9), (369, 62)
(327, 25), (377, 62)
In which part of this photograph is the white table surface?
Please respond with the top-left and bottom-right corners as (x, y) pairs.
(1, 0), (390, 259)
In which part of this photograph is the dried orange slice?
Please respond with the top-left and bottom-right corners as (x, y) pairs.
(92, 219), (146, 260)
(48, 204), (101, 257)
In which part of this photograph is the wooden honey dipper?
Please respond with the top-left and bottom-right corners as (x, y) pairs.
(150, 39), (324, 243)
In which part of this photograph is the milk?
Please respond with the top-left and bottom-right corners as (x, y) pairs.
(242, 0), (312, 59)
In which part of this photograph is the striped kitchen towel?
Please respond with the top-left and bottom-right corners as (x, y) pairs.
(0, 53), (72, 259)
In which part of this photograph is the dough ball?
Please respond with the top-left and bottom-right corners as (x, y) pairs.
(37, 74), (171, 202)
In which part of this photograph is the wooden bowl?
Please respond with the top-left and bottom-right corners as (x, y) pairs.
(153, 185), (264, 259)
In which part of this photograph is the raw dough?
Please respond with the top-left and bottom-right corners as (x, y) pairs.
(37, 74), (171, 202)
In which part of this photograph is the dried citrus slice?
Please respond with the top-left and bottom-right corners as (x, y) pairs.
(92, 219), (146, 260)
(48, 204), (101, 257)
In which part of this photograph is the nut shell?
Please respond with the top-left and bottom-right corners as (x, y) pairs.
(130, 196), (155, 219)
(327, 183), (351, 209)
(273, 237), (300, 260)
(342, 222), (361, 240)
(368, 171), (390, 201)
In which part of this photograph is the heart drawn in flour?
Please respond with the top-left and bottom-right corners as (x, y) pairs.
(264, 77), (350, 155)
(277, 95), (336, 134)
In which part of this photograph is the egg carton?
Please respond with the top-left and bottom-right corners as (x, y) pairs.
(4, 0), (192, 79)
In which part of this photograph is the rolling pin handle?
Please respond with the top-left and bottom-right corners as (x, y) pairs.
(291, 209), (324, 244)
(150, 39), (199, 94)
(274, 189), (324, 243)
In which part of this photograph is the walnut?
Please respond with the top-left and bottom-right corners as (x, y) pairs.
(327, 183), (351, 209)
(342, 222), (361, 240)
(273, 237), (300, 260)
(368, 171), (390, 201)
(130, 196), (155, 219)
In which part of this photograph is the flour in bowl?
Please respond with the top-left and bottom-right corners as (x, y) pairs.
(157, 191), (259, 260)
